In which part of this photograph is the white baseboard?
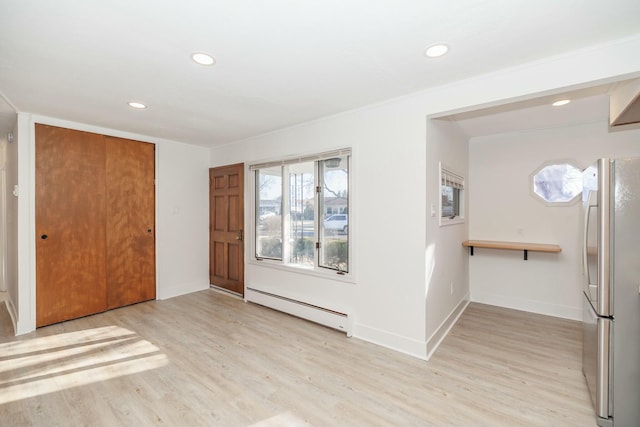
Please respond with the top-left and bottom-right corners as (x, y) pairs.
(4, 297), (33, 335)
(426, 295), (470, 360)
(471, 293), (582, 321)
(353, 323), (427, 360)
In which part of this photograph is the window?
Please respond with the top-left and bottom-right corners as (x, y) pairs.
(440, 163), (465, 226)
(531, 161), (582, 205)
(251, 149), (351, 275)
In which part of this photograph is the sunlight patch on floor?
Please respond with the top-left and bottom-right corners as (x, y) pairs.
(248, 411), (315, 427)
(0, 325), (168, 404)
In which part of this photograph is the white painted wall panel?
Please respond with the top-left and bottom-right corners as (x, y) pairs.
(155, 141), (210, 299)
(425, 119), (470, 356)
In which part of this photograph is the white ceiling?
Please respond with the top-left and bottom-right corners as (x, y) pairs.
(449, 84), (613, 138)
(1, 0), (640, 146)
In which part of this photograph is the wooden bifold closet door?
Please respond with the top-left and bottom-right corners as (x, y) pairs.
(105, 136), (156, 310)
(35, 124), (155, 327)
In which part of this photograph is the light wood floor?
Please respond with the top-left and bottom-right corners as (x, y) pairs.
(0, 290), (596, 426)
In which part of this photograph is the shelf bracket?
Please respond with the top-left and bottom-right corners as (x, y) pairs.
(468, 246), (527, 259)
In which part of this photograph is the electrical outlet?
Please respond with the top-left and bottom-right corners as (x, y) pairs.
(450, 282), (454, 295)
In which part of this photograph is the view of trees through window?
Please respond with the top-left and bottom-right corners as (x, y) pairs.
(256, 166), (282, 260)
(254, 153), (349, 273)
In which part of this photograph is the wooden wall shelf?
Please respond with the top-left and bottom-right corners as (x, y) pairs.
(462, 240), (561, 261)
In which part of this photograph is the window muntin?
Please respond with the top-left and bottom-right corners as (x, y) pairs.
(532, 161), (582, 205)
(252, 151), (350, 275)
(440, 164), (465, 226)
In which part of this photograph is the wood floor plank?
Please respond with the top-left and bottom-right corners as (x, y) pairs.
(0, 290), (596, 426)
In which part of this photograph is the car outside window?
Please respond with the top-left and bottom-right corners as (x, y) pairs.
(251, 150), (351, 274)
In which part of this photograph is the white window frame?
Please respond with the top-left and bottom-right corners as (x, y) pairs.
(249, 149), (354, 282)
(439, 162), (465, 226)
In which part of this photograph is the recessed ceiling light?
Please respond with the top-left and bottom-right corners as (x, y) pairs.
(191, 52), (216, 66)
(425, 44), (449, 58)
(552, 99), (571, 107)
(127, 101), (147, 109)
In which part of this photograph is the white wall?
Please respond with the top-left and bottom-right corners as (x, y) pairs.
(211, 34), (640, 359)
(8, 114), (210, 334)
(6, 114), (29, 332)
(468, 121), (640, 319)
(425, 119), (470, 357)
(0, 135), (7, 292)
(4, 122), (17, 300)
(155, 139), (210, 300)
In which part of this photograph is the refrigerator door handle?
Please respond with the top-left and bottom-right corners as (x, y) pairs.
(583, 191), (593, 286)
(597, 158), (612, 317)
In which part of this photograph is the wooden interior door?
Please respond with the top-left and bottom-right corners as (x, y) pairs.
(210, 163), (244, 295)
(105, 136), (156, 309)
(35, 124), (107, 327)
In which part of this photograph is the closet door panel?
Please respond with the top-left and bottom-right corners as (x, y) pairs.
(35, 124), (107, 327)
(105, 136), (156, 309)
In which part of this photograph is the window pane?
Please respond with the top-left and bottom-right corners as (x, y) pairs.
(288, 162), (315, 267)
(533, 163), (582, 203)
(319, 156), (349, 272)
(256, 168), (282, 259)
(441, 185), (460, 218)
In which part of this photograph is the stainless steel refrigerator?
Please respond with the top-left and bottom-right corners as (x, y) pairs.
(582, 158), (640, 427)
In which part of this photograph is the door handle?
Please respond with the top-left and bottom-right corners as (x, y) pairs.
(236, 230), (243, 241)
(41, 234), (48, 240)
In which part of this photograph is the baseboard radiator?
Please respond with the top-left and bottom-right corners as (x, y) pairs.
(245, 287), (352, 336)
